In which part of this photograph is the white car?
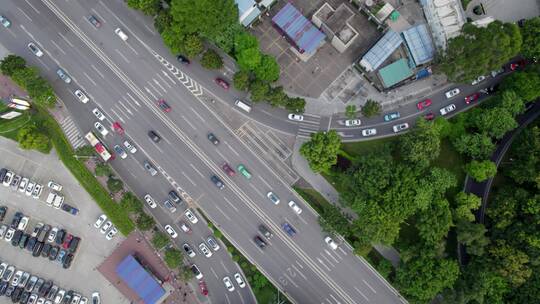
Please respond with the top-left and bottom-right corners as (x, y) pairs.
(223, 276), (235, 292)
(105, 227), (118, 240)
(123, 140), (137, 153)
(28, 42), (44, 57)
(287, 114), (304, 121)
(71, 294), (81, 304)
(4, 228), (15, 241)
(266, 191), (280, 205)
(439, 104), (457, 116)
(55, 290), (66, 304)
(115, 28), (128, 41)
(17, 216), (29, 230)
(25, 181), (35, 196)
(91, 292), (100, 304)
(234, 273), (246, 288)
(0, 225), (7, 239)
(445, 88), (460, 99)
(18, 177), (28, 193)
(199, 243), (212, 258)
(32, 184), (43, 199)
(48, 227), (58, 243)
(0, 262), (7, 277)
(180, 222), (191, 234)
(344, 119), (361, 127)
(184, 209), (198, 224)
(2, 171), (13, 186)
(144, 194), (157, 208)
(47, 181), (63, 191)
(361, 128), (377, 137)
(288, 201), (302, 215)
(94, 214), (107, 229)
(100, 221), (112, 234)
(392, 123), (409, 133)
(94, 122), (108, 136)
(324, 236), (338, 250)
(74, 89), (89, 103)
(52, 195), (64, 209)
(11, 270), (23, 286)
(164, 225), (178, 238)
(92, 108), (105, 121)
(79, 297), (88, 304)
(471, 75), (486, 85)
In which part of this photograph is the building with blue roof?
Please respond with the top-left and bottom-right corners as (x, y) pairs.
(272, 2), (326, 54)
(401, 24), (434, 66)
(236, 0), (261, 27)
(359, 30), (403, 72)
(116, 255), (166, 304)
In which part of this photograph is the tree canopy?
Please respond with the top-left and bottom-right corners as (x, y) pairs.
(300, 131), (341, 173)
(466, 160), (497, 182)
(520, 17), (540, 60)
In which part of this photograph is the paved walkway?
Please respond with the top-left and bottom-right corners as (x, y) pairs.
(291, 139), (401, 266)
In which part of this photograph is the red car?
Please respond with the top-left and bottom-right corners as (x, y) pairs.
(215, 78), (229, 90)
(157, 99), (171, 112)
(424, 112), (435, 120)
(112, 122), (125, 135)
(416, 99), (432, 110)
(62, 234), (73, 249)
(222, 163), (236, 177)
(464, 93), (480, 104)
(510, 59), (527, 71)
(198, 280), (209, 296)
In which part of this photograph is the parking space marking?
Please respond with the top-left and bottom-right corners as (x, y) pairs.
(17, 7), (33, 21)
(362, 279), (377, 294)
(50, 39), (67, 55)
(90, 64), (105, 79)
(214, 204), (231, 221)
(220, 259), (230, 273)
(189, 163), (205, 179)
(354, 287), (370, 301)
(257, 175), (272, 189)
(222, 197), (238, 212)
(210, 267), (219, 279)
(181, 171), (197, 187)
(114, 49), (130, 63)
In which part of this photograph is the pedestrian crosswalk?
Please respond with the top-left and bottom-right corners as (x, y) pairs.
(297, 114), (322, 138)
(60, 117), (85, 149)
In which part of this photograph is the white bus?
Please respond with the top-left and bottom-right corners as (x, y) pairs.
(234, 100), (252, 113)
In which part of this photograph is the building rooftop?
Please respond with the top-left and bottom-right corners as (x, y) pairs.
(116, 255), (165, 304)
(401, 24), (435, 65)
(378, 58), (414, 88)
(360, 30), (403, 72)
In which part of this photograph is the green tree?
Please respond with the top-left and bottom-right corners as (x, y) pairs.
(236, 48), (261, 71)
(16, 126), (50, 153)
(249, 80), (270, 102)
(507, 266), (540, 304)
(182, 34), (203, 58)
(164, 248), (183, 269)
(456, 220), (490, 256)
(300, 131), (341, 173)
(489, 240), (532, 286)
(107, 176), (124, 193)
(266, 86), (287, 107)
(395, 253), (460, 303)
(213, 23), (243, 54)
(233, 31), (259, 53)
(453, 132), (495, 159)
(0, 54), (26, 76)
(254, 55), (280, 82)
(506, 126), (540, 184)
(399, 118), (441, 168)
(154, 10), (172, 34)
(94, 163), (112, 177)
(345, 105), (357, 119)
(361, 99), (381, 117)
(249, 272), (270, 291)
(200, 49), (223, 69)
(476, 107), (518, 139)
(151, 231), (170, 249)
(318, 204), (351, 238)
(179, 265), (194, 281)
(284, 97), (306, 113)
(136, 213), (155, 231)
(453, 192), (482, 222)
(499, 90), (525, 116)
(127, 0), (161, 15)
(121, 192), (143, 213)
(500, 71), (540, 102)
(466, 160), (497, 182)
(439, 21), (522, 82)
(487, 187), (529, 230)
(161, 25), (185, 53)
(520, 17), (540, 60)
(416, 199), (453, 245)
(233, 70), (251, 91)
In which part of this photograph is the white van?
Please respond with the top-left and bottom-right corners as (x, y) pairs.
(46, 192), (56, 206)
(114, 28), (128, 41)
(234, 100), (251, 113)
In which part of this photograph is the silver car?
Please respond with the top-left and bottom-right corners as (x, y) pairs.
(361, 128), (377, 137)
(56, 68), (72, 84)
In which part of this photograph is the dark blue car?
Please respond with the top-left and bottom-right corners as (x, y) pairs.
(282, 223), (296, 236)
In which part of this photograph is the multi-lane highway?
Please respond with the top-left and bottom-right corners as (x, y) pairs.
(0, 1), (406, 304)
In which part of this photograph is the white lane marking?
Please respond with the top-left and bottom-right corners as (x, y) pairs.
(225, 294), (231, 304)
(220, 260), (230, 273)
(109, 108), (125, 123)
(362, 280), (376, 294)
(127, 43), (139, 56)
(24, 0), (41, 13)
(114, 49), (130, 63)
(303, 113), (321, 118)
(257, 175), (272, 189)
(224, 141), (240, 157)
(291, 264), (307, 280)
(181, 171), (197, 186)
(283, 273), (299, 288)
(143, 23), (155, 35)
(17, 8), (32, 21)
(215, 150), (227, 161)
(49, 39), (66, 55)
(122, 96), (139, 113)
(329, 294), (341, 304)
(222, 197), (239, 212)
(90, 8), (106, 24)
(181, 115), (197, 131)
(189, 106), (205, 123)
(325, 298), (333, 304)
(153, 78), (167, 93)
(354, 287), (370, 301)
(19, 24), (35, 40)
(83, 72), (97, 86)
(155, 73), (172, 89)
(144, 86), (158, 100)
(6, 28), (16, 38)
(117, 100), (133, 115)
(125, 92), (141, 107)
(325, 249), (340, 264)
(189, 163), (205, 178)
(320, 252), (335, 268)
(214, 204), (231, 221)
(161, 70), (177, 85)
(248, 183), (264, 198)
(59, 33), (74, 47)
(338, 247), (347, 256)
(151, 141), (164, 154)
(317, 257), (332, 271)
(90, 64), (105, 79)
(295, 260), (304, 269)
(147, 81), (163, 95)
(210, 267), (219, 279)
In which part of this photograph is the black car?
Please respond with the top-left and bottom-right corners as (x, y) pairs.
(20, 291), (30, 304)
(68, 237), (80, 254)
(207, 133), (219, 145)
(0, 281), (8, 296)
(10, 212), (23, 229)
(33, 279), (44, 295)
(55, 229), (66, 245)
(26, 237), (37, 252)
(62, 290), (73, 304)
(210, 175), (225, 190)
(32, 242), (44, 257)
(62, 254), (74, 269)
(176, 54), (190, 65)
(41, 243), (52, 257)
(168, 191), (182, 204)
(48, 246), (59, 261)
(4, 285), (15, 297)
(11, 286), (23, 302)
(148, 131), (161, 143)
(38, 280), (53, 297)
(253, 235), (267, 248)
(38, 224), (51, 243)
(0, 206), (7, 222)
(11, 230), (23, 246)
(61, 203), (79, 215)
(258, 224), (273, 239)
(18, 234), (30, 249)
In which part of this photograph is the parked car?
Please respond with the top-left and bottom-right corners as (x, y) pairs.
(392, 123), (409, 133)
(92, 108), (105, 121)
(88, 15), (101, 27)
(282, 222), (296, 236)
(471, 75), (486, 85)
(344, 119), (361, 127)
(74, 90), (89, 103)
(258, 225), (273, 239)
(164, 225), (178, 238)
(191, 265), (203, 280)
(113, 145), (127, 159)
(105, 227), (118, 240)
(361, 128), (377, 137)
(253, 235), (266, 248)
(112, 122), (124, 135)
(384, 112), (400, 121)
(184, 209), (198, 224)
(198, 280), (208, 296)
(266, 192), (280, 205)
(47, 181), (62, 192)
(144, 194), (157, 208)
(199, 243), (212, 258)
(68, 236), (80, 253)
(464, 93), (480, 104)
(25, 181), (35, 196)
(424, 112), (435, 121)
(143, 161), (158, 176)
(32, 184), (43, 199)
(176, 55), (190, 65)
(123, 140), (137, 153)
(94, 215), (107, 229)
(234, 273), (246, 288)
(47, 227), (58, 243)
(206, 236), (220, 251)
(0, 206), (6, 222)
(324, 236), (338, 250)
(416, 99), (432, 110)
(27, 43), (44, 57)
(0, 15), (11, 28)
(223, 276), (235, 292)
(163, 200), (176, 213)
(168, 190), (182, 204)
(183, 243), (196, 258)
(237, 164), (251, 179)
(221, 163), (236, 176)
(56, 68), (72, 84)
(288, 201), (302, 214)
(100, 222), (112, 234)
(445, 88), (460, 99)
(439, 104), (457, 116)
(287, 114), (304, 121)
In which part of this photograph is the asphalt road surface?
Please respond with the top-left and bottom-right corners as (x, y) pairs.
(0, 1), (406, 304)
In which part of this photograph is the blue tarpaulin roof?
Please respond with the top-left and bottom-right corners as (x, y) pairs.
(360, 30), (403, 72)
(272, 3), (325, 54)
(236, 0), (262, 26)
(401, 24), (434, 66)
(116, 255), (165, 304)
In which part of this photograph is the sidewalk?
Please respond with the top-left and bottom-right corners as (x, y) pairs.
(291, 139), (401, 266)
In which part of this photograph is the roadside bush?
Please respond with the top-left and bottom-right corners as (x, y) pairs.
(465, 160), (497, 182)
(285, 97), (306, 113)
(361, 99), (381, 117)
(151, 231), (169, 249)
(164, 248), (183, 269)
(74, 146), (96, 157)
(200, 49), (223, 70)
(107, 176), (124, 193)
(16, 125), (50, 153)
(121, 192), (143, 213)
(0, 55), (26, 76)
(249, 80), (271, 102)
(136, 213), (155, 231)
(183, 34), (204, 58)
(233, 70), (251, 91)
(94, 163), (112, 177)
(126, 0), (161, 16)
(254, 55), (280, 82)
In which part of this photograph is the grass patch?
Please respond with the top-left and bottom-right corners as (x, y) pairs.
(461, 0), (472, 10)
(434, 139), (466, 198)
(0, 111), (31, 140)
(340, 136), (396, 156)
(293, 187), (330, 213)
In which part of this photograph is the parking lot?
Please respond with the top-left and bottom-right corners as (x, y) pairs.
(0, 137), (127, 303)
